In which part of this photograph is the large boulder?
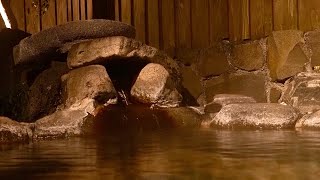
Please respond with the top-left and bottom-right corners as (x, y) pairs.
(230, 40), (265, 71)
(209, 103), (300, 129)
(23, 61), (69, 121)
(66, 36), (181, 85)
(13, 20), (136, 65)
(181, 66), (203, 100)
(0, 117), (33, 142)
(280, 72), (320, 114)
(197, 44), (230, 77)
(267, 30), (308, 81)
(62, 65), (117, 108)
(130, 63), (182, 107)
(204, 72), (267, 103)
(296, 110), (320, 129)
(33, 98), (96, 138)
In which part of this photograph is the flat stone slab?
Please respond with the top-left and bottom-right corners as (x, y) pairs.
(209, 103), (300, 129)
(0, 117), (33, 142)
(67, 36), (181, 84)
(14, 20), (136, 65)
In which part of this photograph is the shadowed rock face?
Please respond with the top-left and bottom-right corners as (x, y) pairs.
(13, 20), (136, 65)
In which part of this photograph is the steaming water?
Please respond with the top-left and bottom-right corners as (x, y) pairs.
(1, 129), (320, 179)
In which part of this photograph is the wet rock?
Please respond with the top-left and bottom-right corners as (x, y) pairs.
(230, 40), (265, 71)
(14, 20), (136, 65)
(62, 65), (117, 108)
(34, 99), (96, 138)
(197, 44), (230, 77)
(305, 30), (320, 67)
(0, 117), (33, 142)
(209, 103), (300, 129)
(268, 87), (282, 103)
(281, 72), (320, 114)
(296, 110), (320, 129)
(131, 63), (182, 107)
(176, 48), (200, 66)
(267, 30), (308, 81)
(181, 66), (203, 100)
(161, 107), (203, 127)
(24, 61), (69, 121)
(67, 36), (181, 85)
(204, 72), (267, 103)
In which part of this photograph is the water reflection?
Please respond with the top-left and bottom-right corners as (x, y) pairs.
(1, 129), (320, 179)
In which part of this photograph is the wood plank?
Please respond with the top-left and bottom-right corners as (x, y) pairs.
(191, 0), (209, 48)
(80, 0), (86, 20)
(133, 0), (146, 42)
(264, 0), (273, 36)
(0, 17), (5, 30)
(68, 0), (72, 21)
(161, 0), (175, 56)
(25, 0), (41, 34)
(10, 0), (25, 30)
(56, 0), (68, 25)
(228, 0), (250, 41)
(41, 0), (56, 30)
(209, 0), (228, 43)
(121, 0), (132, 25)
(175, 0), (191, 48)
(273, 0), (298, 30)
(115, 0), (120, 21)
(87, 0), (93, 19)
(298, 0), (320, 32)
(72, 0), (80, 21)
(250, 0), (264, 39)
(147, 0), (160, 48)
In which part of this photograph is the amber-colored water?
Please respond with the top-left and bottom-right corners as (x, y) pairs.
(1, 128), (320, 179)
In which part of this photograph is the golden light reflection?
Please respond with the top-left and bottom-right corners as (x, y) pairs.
(0, 0), (11, 28)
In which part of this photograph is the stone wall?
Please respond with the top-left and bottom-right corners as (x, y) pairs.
(178, 30), (320, 106)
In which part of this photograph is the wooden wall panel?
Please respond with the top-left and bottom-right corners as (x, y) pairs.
(264, 0), (273, 36)
(72, 0), (80, 21)
(115, 0), (120, 21)
(80, 0), (86, 20)
(133, 0), (146, 43)
(298, 0), (320, 32)
(67, 0), (72, 21)
(25, 0), (41, 34)
(121, 0), (132, 25)
(0, 17), (5, 30)
(250, 0), (265, 39)
(209, 0), (228, 43)
(273, 0), (298, 30)
(41, 0), (56, 30)
(56, 0), (68, 25)
(161, 0), (175, 55)
(87, 0), (93, 19)
(191, 0), (209, 48)
(10, 0), (25, 30)
(175, 0), (191, 48)
(228, 0), (250, 41)
(147, 0), (160, 48)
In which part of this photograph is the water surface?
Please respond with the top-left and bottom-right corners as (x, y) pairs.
(1, 129), (320, 179)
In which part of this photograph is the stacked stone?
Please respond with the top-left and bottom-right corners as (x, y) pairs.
(0, 20), (188, 141)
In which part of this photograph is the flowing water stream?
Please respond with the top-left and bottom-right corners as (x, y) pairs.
(1, 127), (320, 179)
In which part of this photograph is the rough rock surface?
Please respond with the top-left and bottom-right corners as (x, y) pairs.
(62, 65), (117, 108)
(296, 110), (320, 129)
(33, 99), (96, 138)
(281, 72), (320, 114)
(204, 72), (267, 103)
(131, 63), (182, 107)
(197, 44), (230, 77)
(0, 117), (33, 142)
(24, 61), (69, 120)
(209, 103), (300, 129)
(14, 20), (136, 65)
(305, 30), (320, 67)
(161, 107), (203, 127)
(267, 30), (308, 81)
(67, 36), (181, 85)
(181, 66), (203, 100)
(231, 40), (265, 71)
